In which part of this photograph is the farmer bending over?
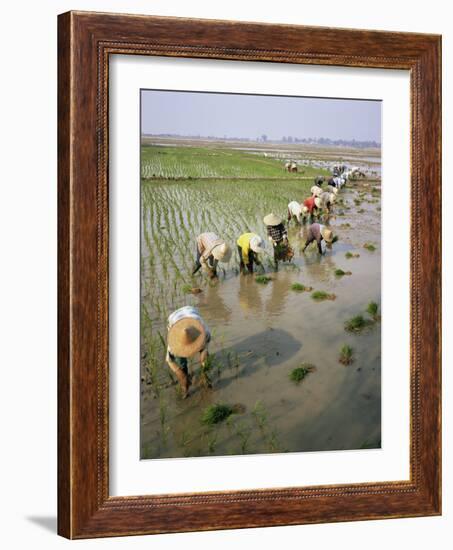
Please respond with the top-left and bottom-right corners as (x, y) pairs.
(192, 232), (231, 278)
(263, 213), (293, 267)
(303, 196), (322, 220)
(237, 232), (267, 274)
(287, 201), (303, 224)
(302, 223), (334, 255)
(166, 306), (211, 399)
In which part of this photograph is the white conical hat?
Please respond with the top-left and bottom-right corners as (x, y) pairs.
(249, 235), (267, 254)
(263, 213), (282, 226)
(212, 242), (232, 262)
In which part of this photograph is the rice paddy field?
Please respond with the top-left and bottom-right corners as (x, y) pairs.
(140, 139), (381, 460)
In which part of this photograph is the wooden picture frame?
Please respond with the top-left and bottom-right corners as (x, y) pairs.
(58, 10), (441, 539)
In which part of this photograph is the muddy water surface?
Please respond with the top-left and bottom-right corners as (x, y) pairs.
(140, 179), (381, 459)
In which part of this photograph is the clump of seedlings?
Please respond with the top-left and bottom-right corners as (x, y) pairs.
(331, 235), (339, 243)
(255, 275), (272, 285)
(311, 290), (336, 301)
(357, 208), (365, 214)
(366, 301), (380, 321)
(345, 314), (370, 332)
(182, 283), (203, 295)
(345, 251), (360, 259)
(334, 268), (352, 277)
(291, 282), (313, 292)
(340, 223), (351, 228)
(289, 364), (316, 384)
(363, 242), (377, 251)
(339, 344), (354, 365)
(201, 404), (234, 426)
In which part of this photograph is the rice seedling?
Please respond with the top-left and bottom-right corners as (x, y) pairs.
(345, 251), (360, 259)
(331, 235), (339, 243)
(234, 421), (252, 454)
(255, 275), (272, 284)
(357, 208), (365, 214)
(251, 400), (268, 431)
(363, 242), (377, 251)
(289, 363), (316, 384)
(201, 404), (234, 426)
(344, 314), (371, 332)
(291, 282), (313, 292)
(207, 431), (218, 455)
(311, 290), (336, 301)
(366, 301), (380, 321)
(182, 283), (203, 295)
(334, 268), (352, 277)
(339, 344), (354, 365)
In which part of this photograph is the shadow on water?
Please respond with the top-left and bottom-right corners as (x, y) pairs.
(214, 328), (302, 391)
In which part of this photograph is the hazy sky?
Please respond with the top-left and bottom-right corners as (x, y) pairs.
(141, 89), (381, 142)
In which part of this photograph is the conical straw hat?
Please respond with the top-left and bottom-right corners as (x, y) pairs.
(249, 235), (267, 254)
(263, 213), (282, 226)
(263, 214), (282, 225)
(212, 242), (232, 262)
(321, 227), (334, 243)
(168, 317), (207, 358)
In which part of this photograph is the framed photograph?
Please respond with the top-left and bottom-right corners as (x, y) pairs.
(58, 11), (441, 538)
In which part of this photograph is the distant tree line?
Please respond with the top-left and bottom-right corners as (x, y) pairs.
(144, 133), (380, 148)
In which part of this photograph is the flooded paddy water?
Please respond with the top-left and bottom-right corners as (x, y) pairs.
(140, 151), (381, 460)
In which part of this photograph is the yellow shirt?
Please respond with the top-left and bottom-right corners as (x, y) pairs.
(237, 232), (257, 263)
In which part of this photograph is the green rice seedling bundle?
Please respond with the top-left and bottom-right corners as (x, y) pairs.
(255, 275), (272, 285)
(345, 314), (371, 332)
(366, 301), (380, 321)
(334, 268), (352, 277)
(201, 404), (234, 426)
(339, 344), (354, 365)
(311, 290), (336, 301)
(291, 282), (313, 292)
(289, 364), (316, 384)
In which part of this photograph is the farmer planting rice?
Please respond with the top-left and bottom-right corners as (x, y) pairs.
(319, 191), (336, 214)
(310, 185), (323, 197)
(287, 200), (303, 224)
(314, 175), (325, 187)
(237, 232), (267, 274)
(192, 232), (232, 278)
(263, 213), (294, 267)
(303, 195), (322, 219)
(302, 222), (335, 254)
(166, 306), (211, 399)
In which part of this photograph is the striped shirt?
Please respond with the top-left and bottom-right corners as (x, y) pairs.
(266, 223), (287, 243)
